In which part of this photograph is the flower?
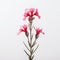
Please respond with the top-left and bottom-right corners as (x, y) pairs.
(17, 25), (28, 37)
(23, 8), (40, 20)
(34, 27), (44, 39)
(34, 9), (40, 19)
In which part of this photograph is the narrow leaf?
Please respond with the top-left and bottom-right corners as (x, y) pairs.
(24, 50), (30, 56)
(32, 39), (36, 47)
(23, 41), (30, 51)
(32, 55), (34, 60)
(33, 44), (39, 54)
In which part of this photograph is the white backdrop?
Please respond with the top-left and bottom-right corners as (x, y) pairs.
(0, 0), (60, 60)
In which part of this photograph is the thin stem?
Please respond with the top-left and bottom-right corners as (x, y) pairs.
(29, 21), (33, 60)
(30, 22), (32, 45)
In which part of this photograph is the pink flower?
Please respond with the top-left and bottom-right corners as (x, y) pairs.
(23, 8), (41, 20)
(17, 25), (28, 35)
(34, 9), (40, 19)
(34, 27), (44, 39)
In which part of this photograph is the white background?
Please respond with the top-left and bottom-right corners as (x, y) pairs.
(0, 0), (60, 60)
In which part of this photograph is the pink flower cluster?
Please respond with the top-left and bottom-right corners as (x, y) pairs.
(18, 25), (28, 35)
(34, 27), (44, 39)
(23, 8), (41, 20)
(18, 8), (44, 39)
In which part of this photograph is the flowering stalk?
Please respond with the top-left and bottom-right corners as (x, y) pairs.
(29, 17), (33, 60)
(18, 8), (44, 60)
